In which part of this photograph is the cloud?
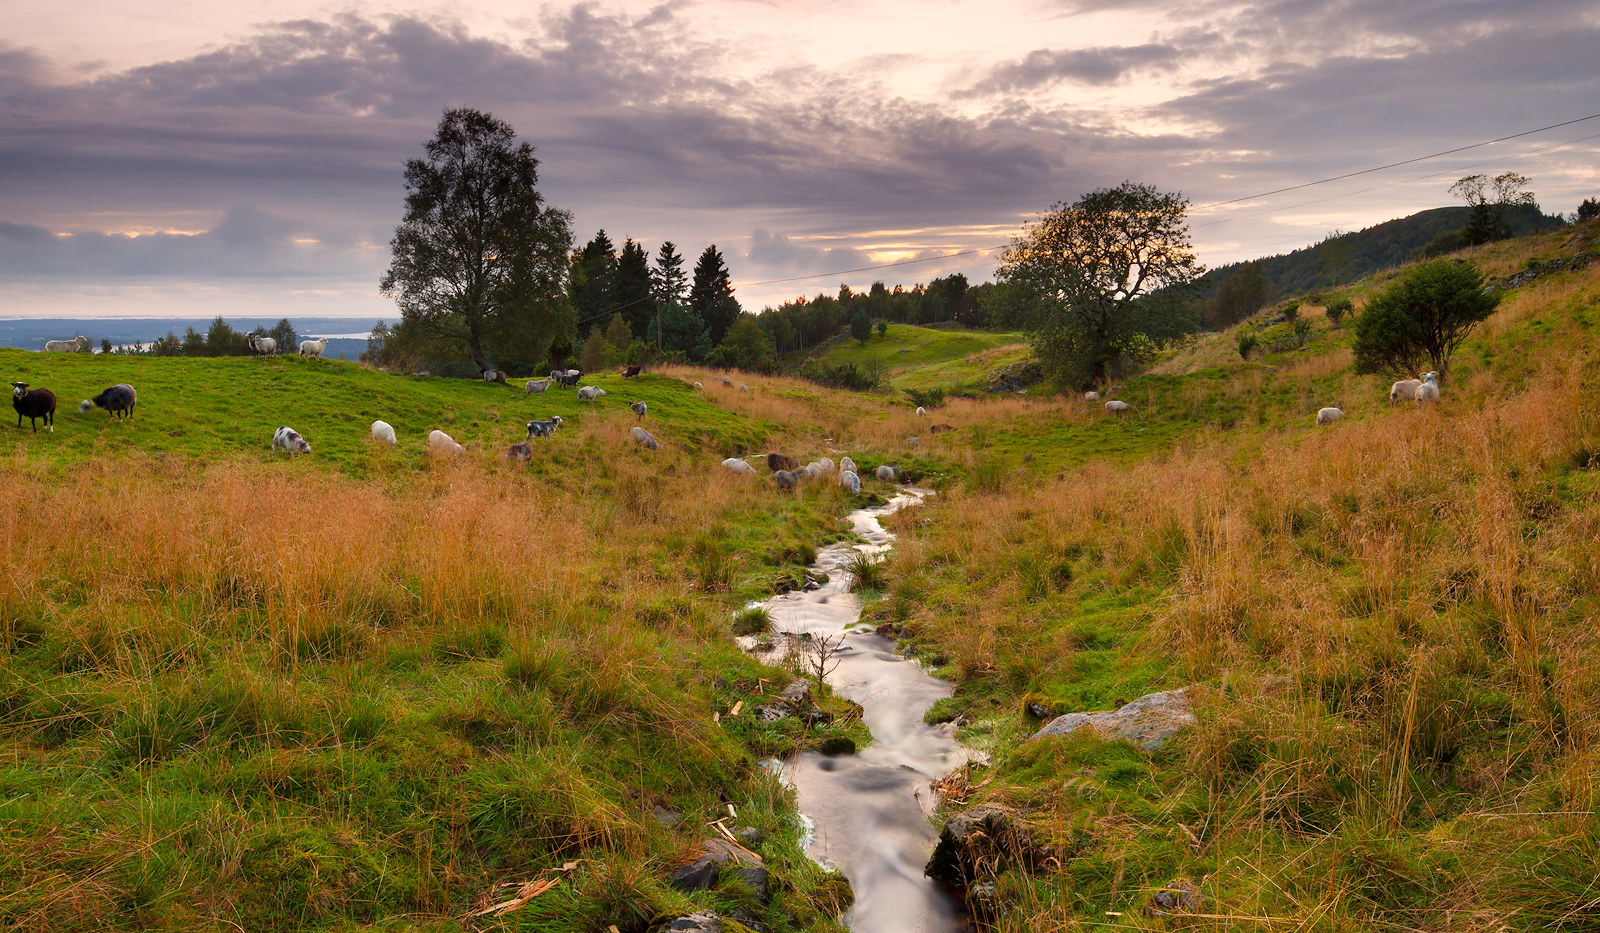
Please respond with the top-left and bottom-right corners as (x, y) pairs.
(960, 44), (1184, 96)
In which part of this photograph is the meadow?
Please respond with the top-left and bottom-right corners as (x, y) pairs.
(1, 217), (1596, 932)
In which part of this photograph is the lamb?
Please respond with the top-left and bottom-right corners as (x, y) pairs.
(839, 470), (860, 494)
(1416, 372), (1440, 404)
(298, 337), (330, 359)
(875, 464), (898, 482)
(839, 456), (857, 475)
(506, 441), (533, 463)
(1085, 391), (1100, 401)
(272, 426), (310, 456)
(526, 416), (563, 439)
(481, 370), (508, 385)
(247, 335), (277, 356)
(11, 383), (56, 432)
(427, 429), (464, 455)
(524, 378), (549, 396)
(77, 383), (137, 420)
(630, 400), (647, 420)
(1389, 379), (1422, 404)
(722, 457), (756, 475)
(42, 335), (88, 353)
(630, 426), (659, 450)
(1105, 400), (1131, 414)
(370, 420), (397, 445)
(1315, 407), (1344, 427)
(773, 469), (799, 489)
(916, 406), (926, 417)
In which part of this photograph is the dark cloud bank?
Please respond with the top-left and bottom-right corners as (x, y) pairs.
(0, 1), (1594, 297)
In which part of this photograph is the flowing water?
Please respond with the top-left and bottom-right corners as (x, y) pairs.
(760, 488), (975, 933)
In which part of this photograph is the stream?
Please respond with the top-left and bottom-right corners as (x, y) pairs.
(758, 488), (976, 933)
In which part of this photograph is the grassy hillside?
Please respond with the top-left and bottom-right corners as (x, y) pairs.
(788, 324), (1031, 392)
(869, 219), (1600, 931)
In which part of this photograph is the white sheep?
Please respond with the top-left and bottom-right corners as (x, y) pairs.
(299, 337), (330, 359)
(722, 457), (756, 475)
(630, 426), (659, 450)
(839, 456), (856, 475)
(630, 400), (647, 420)
(370, 420), (397, 445)
(524, 378), (549, 396)
(427, 429), (464, 455)
(577, 386), (602, 401)
(1416, 372), (1440, 404)
(1389, 378), (1422, 404)
(526, 416), (563, 439)
(916, 406), (926, 417)
(42, 335), (89, 353)
(1315, 407), (1344, 427)
(817, 458), (834, 473)
(248, 335), (277, 357)
(839, 470), (860, 494)
(875, 464), (897, 482)
(739, 384), (748, 392)
(694, 382), (703, 389)
(272, 426), (311, 456)
(1105, 400), (1131, 414)
(1085, 390), (1100, 401)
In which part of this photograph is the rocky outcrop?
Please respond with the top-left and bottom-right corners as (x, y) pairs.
(1031, 688), (1195, 752)
(667, 838), (768, 902)
(985, 361), (1042, 393)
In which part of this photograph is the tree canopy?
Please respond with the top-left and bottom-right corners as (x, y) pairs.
(1350, 259), (1500, 381)
(380, 108), (574, 373)
(1450, 172), (1536, 246)
(999, 181), (1203, 386)
(691, 246), (741, 347)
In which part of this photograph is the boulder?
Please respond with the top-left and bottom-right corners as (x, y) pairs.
(1146, 878), (1205, 916)
(652, 910), (724, 933)
(666, 838), (765, 896)
(778, 680), (812, 707)
(1031, 688), (1195, 752)
(925, 804), (1028, 887)
(732, 826), (765, 850)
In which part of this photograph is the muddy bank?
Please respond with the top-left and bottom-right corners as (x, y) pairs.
(762, 489), (976, 933)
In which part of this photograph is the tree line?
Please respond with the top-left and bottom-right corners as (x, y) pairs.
(59, 318), (299, 357)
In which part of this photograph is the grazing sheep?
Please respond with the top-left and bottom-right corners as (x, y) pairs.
(817, 458), (834, 473)
(722, 457), (756, 475)
(1315, 407), (1344, 427)
(549, 369), (563, 382)
(427, 429), (463, 455)
(11, 383), (56, 432)
(524, 378), (549, 396)
(621, 364), (642, 377)
(839, 470), (860, 494)
(506, 441), (533, 463)
(721, 378), (734, 388)
(930, 423), (952, 434)
(577, 385), (605, 402)
(767, 453), (799, 472)
(694, 382), (703, 389)
(875, 464), (898, 482)
(371, 420), (397, 445)
(42, 335), (89, 353)
(558, 371), (583, 388)
(773, 469), (799, 489)
(272, 426), (310, 456)
(481, 370), (508, 385)
(630, 426), (659, 450)
(299, 337), (330, 359)
(916, 406), (926, 417)
(1416, 372), (1440, 404)
(1105, 400), (1131, 414)
(1085, 390), (1100, 401)
(1389, 378), (1423, 404)
(526, 416), (563, 439)
(630, 400), (647, 420)
(839, 456), (857, 474)
(739, 384), (748, 392)
(78, 383), (137, 420)
(248, 335), (277, 357)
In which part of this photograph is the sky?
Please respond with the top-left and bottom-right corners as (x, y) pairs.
(2, 0), (1597, 321)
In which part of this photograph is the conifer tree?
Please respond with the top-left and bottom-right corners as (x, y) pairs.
(617, 239), (656, 338)
(691, 245), (741, 347)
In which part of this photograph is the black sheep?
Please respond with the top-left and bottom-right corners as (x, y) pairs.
(10, 382), (56, 433)
(78, 383), (137, 420)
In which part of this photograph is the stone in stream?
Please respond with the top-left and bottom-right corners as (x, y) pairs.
(651, 910), (725, 932)
(1030, 688), (1195, 752)
(924, 804), (1032, 887)
(666, 838), (767, 900)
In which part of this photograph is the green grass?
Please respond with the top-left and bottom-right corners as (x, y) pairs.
(789, 324), (1030, 392)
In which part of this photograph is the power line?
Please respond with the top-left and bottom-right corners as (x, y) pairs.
(1189, 112), (1600, 212)
(734, 246), (1005, 288)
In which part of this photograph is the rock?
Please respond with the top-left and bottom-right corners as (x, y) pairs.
(752, 704), (789, 723)
(817, 735), (856, 756)
(925, 804), (1028, 886)
(727, 865), (770, 902)
(800, 708), (833, 726)
(966, 880), (999, 924)
(652, 909), (724, 932)
(667, 838), (764, 895)
(1146, 878), (1205, 916)
(652, 805), (683, 827)
(1031, 688), (1196, 752)
(778, 680), (812, 708)
(730, 908), (770, 933)
(668, 856), (720, 892)
(732, 826), (765, 850)
(802, 580), (821, 592)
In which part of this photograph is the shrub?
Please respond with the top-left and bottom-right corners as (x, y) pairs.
(1238, 332), (1259, 359)
(1293, 319), (1313, 346)
(1325, 295), (1353, 326)
(1282, 302), (1300, 321)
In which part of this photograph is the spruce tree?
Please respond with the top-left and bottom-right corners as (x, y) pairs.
(572, 230), (619, 327)
(653, 242), (689, 306)
(691, 245), (741, 347)
(617, 239), (656, 338)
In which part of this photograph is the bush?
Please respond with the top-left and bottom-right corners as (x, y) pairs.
(1238, 332), (1259, 359)
(905, 387), (946, 409)
(1282, 302), (1300, 321)
(1293, 319), (1313, 346)
(1579, 197), (1599, 223)
(1324, 295), (1353, 326)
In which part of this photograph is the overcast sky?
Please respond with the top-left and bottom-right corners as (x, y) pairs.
(3, 0), (1597, 320)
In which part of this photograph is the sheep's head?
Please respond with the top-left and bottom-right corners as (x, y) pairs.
(10, 383), (26, 397)
(78, 399), (94, 413)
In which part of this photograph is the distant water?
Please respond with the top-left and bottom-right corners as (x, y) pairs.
(0, 318), (387, 361)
